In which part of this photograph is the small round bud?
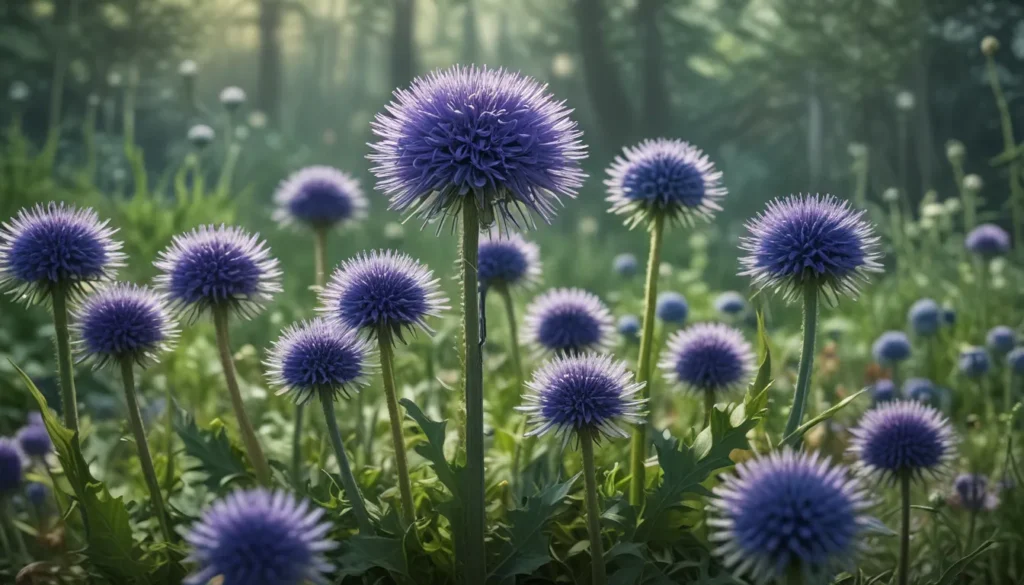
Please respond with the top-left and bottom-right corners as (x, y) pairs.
(384, 222), (405, 242)
(107, 71), (123, 88)
(981, 36), (999, 57)
(248, 110), (268, 129)
(895, 91), (915, 111)
(963, 174), (983, 191)
(882, 187), (900, 203)
(946, 140), (965, 163)
(8, 80), (30, 103)
(219, 86), (247, 111)
(578, 216), (599, 237)
(944, 198), (962, 214)
(847, 142), (868, 160)
(178, 59), (198, 77)
(187, 124), (215, 149)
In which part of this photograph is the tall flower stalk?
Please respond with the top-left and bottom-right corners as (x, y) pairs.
(981, 36), (1023, 249)
(460, 201), (485, 550)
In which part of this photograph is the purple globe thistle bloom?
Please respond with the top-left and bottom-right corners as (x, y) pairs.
(871, 331), (912, 366)
(265, 318), (374, 405)
(605, 139), (726, 229)
(187, 124), (216, 149)
(182, 489), (335, 585)
(950, 474), (998, 512)
(617, 314), (641, 341)
(986, 326), (1016, 355)
(154, 225), (282, 322)
(848, 401), (956, 484)
(517, 354), (645, 442)
(477, 231), (541, 291)
(708, 449), (871, 583)
(26, 482), (48, 508)
(958, 347), (990, 379)
(871, 379), (897, 405)
(655, 291), (688, 324)
(523, 288), (614, 355)
(71, 283), (178, 368)
(1007, 347), (1024, 375)
(902, 378), (936, 406)
(714, 291), (747, 316)
(273, 166), (368, 230)
(739, 195), (882, 303)
(368, 65), (587, 228)
(965, 223), (1010, 257)
(16, 422), (51, 458)
(907, 298), (941, 337)
(613, 253), (638, 278)
(659, 323), (755, 397)
(319, 250), (447, 344)
(0, 202), (125, 305)
(0, 438), (24, 494)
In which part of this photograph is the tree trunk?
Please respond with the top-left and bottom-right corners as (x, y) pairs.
(637, 0), (670, 135)
(390, 0), (417, 90)
(257, 0), (283, 125)
(574, 0), (634, 150)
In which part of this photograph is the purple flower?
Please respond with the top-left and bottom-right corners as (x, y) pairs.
(714, 291), (747, 316)
(986, 326), (1016, 355)
(477, 231), (541, 291)
(848, 400), (956, 484)
(1007, 347), (1024, 375)
(613, 253), (639, 278)
(907, 299), (941, 337)
(902, 378), (936, 406)
(965, 223), (1010, 257)
(273, 166), (368, 230)
(71, 283), (178, 368)
(655, 291), (689, 325)
(0, 438), (24, 494)
(871, 379), (897, 405)
(265, 318), (374, 405)
(950, 474), (998, 512)
(958, 347), (990, 379)
(617, 314), (641, 341)
(523, 288), (613, 355)
(16, 422), (51, 458)
(659, 323), (755, 396)
(871, 331), (911, 366)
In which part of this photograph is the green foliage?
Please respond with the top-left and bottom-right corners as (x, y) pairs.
(487, 476), (577, 583)
(172, 409), (250, 491)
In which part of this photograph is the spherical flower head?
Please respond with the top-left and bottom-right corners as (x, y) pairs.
(848, 400), (956, 483)
(182, 489), (335, 585)
(71, 283), (178, 368)
(517, 354), (645, 442)
(16, 422), (51, 458)
(958, 347), (990, 379)
(273, 166), (368, 230)
(943, 307), (956, 326)
(0, 202), (125, 305)
(187, 124), (215, 149)
(946, 140), (965, 163)
(951, 474), (998, 512)
(986, 326), (1016, 355)
(655, 291), (688, 324)
(477, 231), (541, 291)
(154, 225), (282, 322)
(895, 91), (915, 111)
(266, 318), (374, 405)
(871, 331), (911, 366)
(369, 65), (587, 228)
(965, 224), (1010, 257)
(617, 314), (641, 341)
(902, 378), (936, 406)
(613, 253), (638, 278)
(178, 59), (198, 77)
(9, 80), (30, 103)
(523, 288), (613, 355)
(714, 291), (747, 316)
(907, 298), (941, 337)
(219, 86), (247, 110)
(1007, 347), (1024, 375)
(871, 379), (896, 405)
(739, 195), (882, 304)
(963, 174), (983, 192)
(659, 323), (755, 396)
(0, 438), (24, 495)
(319, 250), (447, 343)
(605, 139), (726, 228)
(26, 482), (48, 507)
(708, 449), (871, 583)
(981, 36), (1000, 56)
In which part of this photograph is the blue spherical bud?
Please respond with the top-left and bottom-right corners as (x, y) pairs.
(613, 253), (638, 278)
(871, 331), (912, 366)
(0, 438), (24, 495)
(986, 326), (1016, 355)
(965, 224), (1010, 257)
(907, 299), (941, 337)
(714, 291), (747, 316)
(871, 379), (896, 405)
(655, 291), (688, 324)
(958, 347), (990, 379)
(617, 314), (641, 340)
(72, 283), (178, 368)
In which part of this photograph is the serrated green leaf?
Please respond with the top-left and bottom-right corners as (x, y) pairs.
(401, 398), (459, 494)
(488, 475), (577, 583)
(335, 535), (409, 577)
(173, 408), (250, 490)
(780, 388), (868, 447)
(744, 311), (773, 416)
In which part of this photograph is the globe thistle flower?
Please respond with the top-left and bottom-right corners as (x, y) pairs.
(965, 224), (1010, 257)
(617, 314), (641, 341)
(0, 202), (124, 305)
(523, 288), (613, 355)
(8, 80), (30, 103)
(943, 306), (956, 326)
(178, 59), (198, 77)
(605, 138), (726, 228)
(871, 379), (897, 405)
(182, 489), (335, 585)
(848, 401), (956, 483)
(871, 331), (912, 366)
(187, 124), (215, 149)
(0, 438), (24, 495)
(517, 354), (646, 442)
(907, 298), (941, 337)
(1007, 347), (1024, 375)
(986, 326), (1016, 355)
(655, 291), (688, 324)
(659, 323), (755, 397)
(26, 482), (48, 508)
(958, 347), (990, 378)
(368, 65), (586, 228)
(155, 225), (282, 323)
(71, 283), (178, 368)
(714, 291), (747, 316)
(902, 378), (936, 405)
(265, 318), (374, 405)
(273, 166), (368, 231)
(739, 194), (882, 303)
(320, 250), (447, 343)
(219, 86), (247, 111)
(708, 449), (871, 583)
(950, 474), (998, 512)
(477, 232), (542, 291)
(16, 422), (51, 459)
(613, 253), (638, 278)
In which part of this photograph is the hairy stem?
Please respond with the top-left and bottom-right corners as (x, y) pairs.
(500, 285), (530, 488)
(784, 282), (818, 440)
(581, 431), (607, 585)
(320, 392), (373, 533)
(703, 391), (716, 429)
(378, 329), (416, 524)
(461, 202), (486, 583)
(51, 286), (79, 434)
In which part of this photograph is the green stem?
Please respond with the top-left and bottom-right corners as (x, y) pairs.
(215, 142), (241, 197)
(580, 431), (607, 585)
(319, 392), (373, 533)
(986, 54), (1024, 250)
(703, 391), (716, 429)
(898, 473), (911, 585)
(51, 286), (79, 434)
(293, 226), (329, 487)
(629, 214), (666, 506)
(1008, 371), (1016, 414)
(123, 66), (137, 157)
(783, 282), (818, 440)
(501, 286), (530, 490)
(965, 510), (977, 554)
(213, 307), (272, 485)
(119, 359), (174, 543)
(1, 499), (29, 563)
(377, 329), (416, 525)
(0, 501), (10, 557)
(163, 383), (175, 492)
(461, 202), (486, 583)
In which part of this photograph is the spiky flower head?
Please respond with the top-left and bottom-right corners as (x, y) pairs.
(907, 298), (941, 337)
(1007, 347), (1024, 375)
(0, 202), (125, 305)
(0, 438), (24, 495)
(265, 318), (374, 405)
(219, 86), (247, 110)
(902, 378), (936, 406)
(154, 225), (282, 322)
(523, 288), (613, 355)
(708, 449), (871, 584)
(71, 283), (178, 368)
(187, 124), (215, 149)
(16, 421), (51, 458)
(659, 323), (755, 397)
(848, 400), (956, 484)
(617, 314), (641, 341)
(714, 291), (747, 316)
(477, 231), (542, 291)
(319, 250), (447, 343)
(950, 474), (998, 512)
(369, 65), (587, 229)
(871, 331), (912, 366)
(958, 347), (990, 378)
(605, 138), (726, 228)
(517, 354), (645, 443)
(273, 166), (368, 230)
(871, 379), (896, 405)
(986, 326), (1016, 355)
(739, 195), (881, 304)
(613, 253), (639, 277)
(965, 224), (1010, 257)
(182, 489), (335, 585)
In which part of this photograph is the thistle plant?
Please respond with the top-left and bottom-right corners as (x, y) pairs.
(981, 36), (1024, 249)
(655, 291), (688, 326)
(0, 438), (29, 562)
(523, 288), (613, 356)
(872, 331), (912, 384)
(714, 291), (748, 318)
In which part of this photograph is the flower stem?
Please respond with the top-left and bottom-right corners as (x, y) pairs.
(500, 285), (530, 488)
(1, 498), (28, 563)
(784, 281), (818, 441)
(898, 472), (911, 585)
(703, 391), (716, 429)
(319, 392), (373, 533)
(212, 307), (272, 485)
(985, 53), (1024, 250)
(293, 226), (330, 487)
(580, 431), (607, 585)
(119, 359), (174, 543)
(377, 328), (416, 525)
(629, 213), (665, 506)
(461, 201), (486, 583)
(51, 286), (79, 435)
(965, 510), (977, 554)
(164, 383), (175, 491)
